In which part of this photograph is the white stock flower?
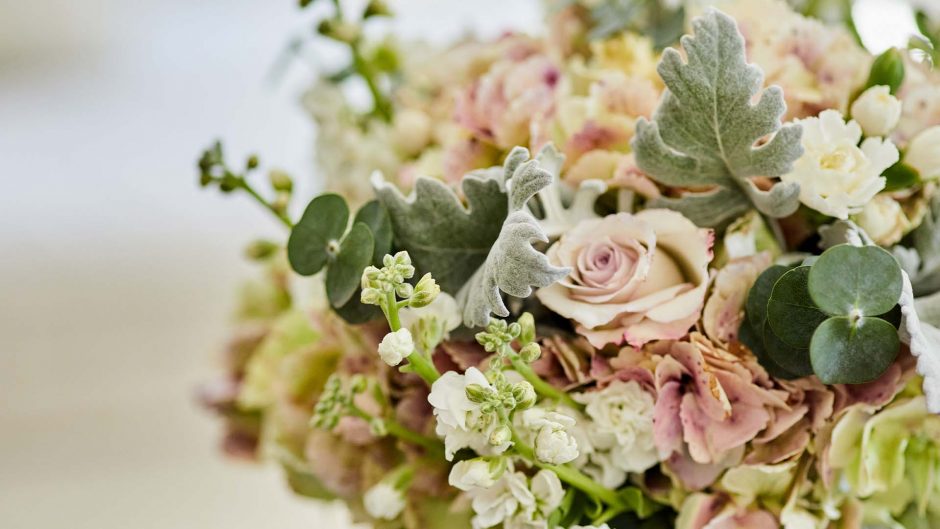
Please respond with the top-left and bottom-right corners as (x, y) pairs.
(428, 367), (507, 460)
(520, 408), (579, 465)
(377, 328), (414, 366)
(906, 125), (940, 181)
(573, 380), (658, 475)
(449, 458), (502, 491)
(781, 109), (898, 219)
(850, 85), (901, 137)
(363, 482), (406, 520)
(470, 469), (564, 529)
(853, 194), (910, 246)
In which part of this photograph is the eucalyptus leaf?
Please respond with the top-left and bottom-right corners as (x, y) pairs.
(457, 152), (571, 327)
(287, 194), (349, 276)
(808, 244), (902, 317)
(762, 321), (813, 377)
(739, 315), (799, 379)
(810, 316), (900, 384)
(353, 200), (392, 267)
(632, 9), (803, 227)
(745, 265), (790, 333)
(767, 266), (828, 349)
(325, 222), (374, 308)
(371, 169), (507, 294)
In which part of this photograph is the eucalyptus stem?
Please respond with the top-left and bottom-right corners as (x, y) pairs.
(237, 179), (293, 228)
(385, 292), (441, 384)
(509, 355), (581, 411)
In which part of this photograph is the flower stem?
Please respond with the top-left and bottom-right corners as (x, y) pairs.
(509, 355), (581, 411)
(237, 178), (292, 228)
(385, 292), (440, 384)
(351, 405), (443, 456)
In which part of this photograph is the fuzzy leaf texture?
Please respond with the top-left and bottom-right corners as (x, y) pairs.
(457, 148), (571, 327)
(632, 9), (803, 227)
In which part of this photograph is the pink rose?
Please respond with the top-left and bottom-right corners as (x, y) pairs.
(536, 210), (713, 348)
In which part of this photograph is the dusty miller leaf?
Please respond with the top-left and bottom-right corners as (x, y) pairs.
(457, 148), (571, 327)
(371, 171), (507, 294)
(632, 9), (803, 227)
(526, 144), (607, 238)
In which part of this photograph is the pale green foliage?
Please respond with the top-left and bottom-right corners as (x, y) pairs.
(632, 9), (803, 227)
(373, 147), (569, 328)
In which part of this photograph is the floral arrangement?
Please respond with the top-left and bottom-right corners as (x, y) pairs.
(197, 1), (940, 528)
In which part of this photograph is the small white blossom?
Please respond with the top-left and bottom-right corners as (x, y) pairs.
(574, 380), (659, 476)
(906, 125), (940, 181)
(781, 109), (898, 219)
(850, 85), (902, 137)
(853, 195), (910, 246)
(428, 367), (508, 460)
(521, 408), (580, 465)
(363, 482), (406, 520)
(449, 458), (503, 491)
(470, 469), (563, 529)
(377, 328), (414, 366)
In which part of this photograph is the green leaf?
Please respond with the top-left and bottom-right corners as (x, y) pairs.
(739, 315), (799, 379)
(372, 169), (507, 295)
(865, 47), (905, 95)
(808, 245), (903, 317)
(763, 320), (814, 377)
(457, 148), (571, 327)
(325, 222), (374, 308)
(332, 291), (382, 324)
(632, 9), (803, 227)
(767, 266), (828, 349)
(810, 316), (900, 384)
(882, 161), (921, 192)
(745, 264), (790, 332)
(287, 194), (349, 276)
(353, 200), (392, 266)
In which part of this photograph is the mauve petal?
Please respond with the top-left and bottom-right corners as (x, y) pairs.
(705, 403), (771, 458)
(653, 378), (685, 457)
(680, 393), (713, 463)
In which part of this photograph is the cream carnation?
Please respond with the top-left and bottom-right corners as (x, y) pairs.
(573, 380), (658, 475)
(520, 408), (580, 465)
(536, 210), (712, 348)
(781, 109), (898, 219)
(850, 85), (902, 137)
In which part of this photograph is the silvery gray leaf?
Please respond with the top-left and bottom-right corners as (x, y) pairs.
(526, 144), (606, 238)
(632, 9), (803, 227)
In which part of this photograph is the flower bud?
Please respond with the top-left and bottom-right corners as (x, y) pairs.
(246, 154), (259, 170)
(361, 287), (383, 306)
(349, 374), (368, 394)
(511, 381), (538, 410)
(534, 425), (579, 465)
(854, 195), (910, 246)
(268, 169), (293, 193)
(369, 418), (388, 437)
(244, 239), (279, 261)
(865, 47), (905, 94)
(906, 125), (940, 180)
(448, 458), (503, 491)
(408, 273), (440, 308)
(377, 328), (414, 366)
(363, 482), (406, 521)
(489, 424), (512, 447)
(519, 342), (542, 363)
(517, 312), (536, 345)
(851, 86), (902, 137)
(465, 383), (492, 404)
(363, 0), (392, 18)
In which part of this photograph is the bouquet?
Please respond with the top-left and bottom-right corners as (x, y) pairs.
(197, 1), (940, 527)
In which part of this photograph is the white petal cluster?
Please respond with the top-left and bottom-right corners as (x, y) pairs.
(377, 328), (414, 366)
(363, 482), (406, 520)
(906, 125), (940, 181)
(781, 109), (898, 219)
(520, 408), (580, 465)
(469, 469), (563, 529)
(572, 380), (658, 487)
(853, 195), (910, 246)
(428, 367), (509, 460)
(850, 85), (901, 137)
(449, 458), (501, 491)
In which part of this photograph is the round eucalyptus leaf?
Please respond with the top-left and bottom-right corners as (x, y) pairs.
(354, 200), (393, 266)
(809, 316), (901, 384)
(326, 222), (374, 308)
(287, 194), (350, 276)
(808, 244), (902, 317)
(768, 266), (828, 349)
(763, 321), (813, 377)
(746, 265), (790, 333)
(738, 316), (798, 379)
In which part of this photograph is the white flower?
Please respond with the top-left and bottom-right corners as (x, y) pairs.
(470, 470), (563, 529)
(781, 109), (899, 219)
(377, 328), (414, 366)
(573, 380), (658, 475)
(853, 195), (910, 246)
(850, 85), (901, 137)
(449, 458), (502, 491)
(363, 482), (406, 520)
(905, 125), (940, 181)
(520, 408), (579, 465)
(428, 367), (507, 460)
(399, 292), (462, 335)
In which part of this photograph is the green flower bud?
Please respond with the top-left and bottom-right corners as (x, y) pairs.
(349, 374), (367, 394)
(511, 381), (538, 410)
(409, 273), (440, 308)
(268, 169), (293, 193)
(246, 154), (259, 170)
(466, 383), (492, 404)
(369, 418), (388, 437)
(244, 239), (279, 261)
(519, 342), (542, 363)
(517, 313), (536, 345)
(866, 47), (905, 95)
(489, 424), (512, 447)
(363, 0), (392, 18)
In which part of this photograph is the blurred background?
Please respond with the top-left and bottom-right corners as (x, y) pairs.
(0, 0), (921, 528)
